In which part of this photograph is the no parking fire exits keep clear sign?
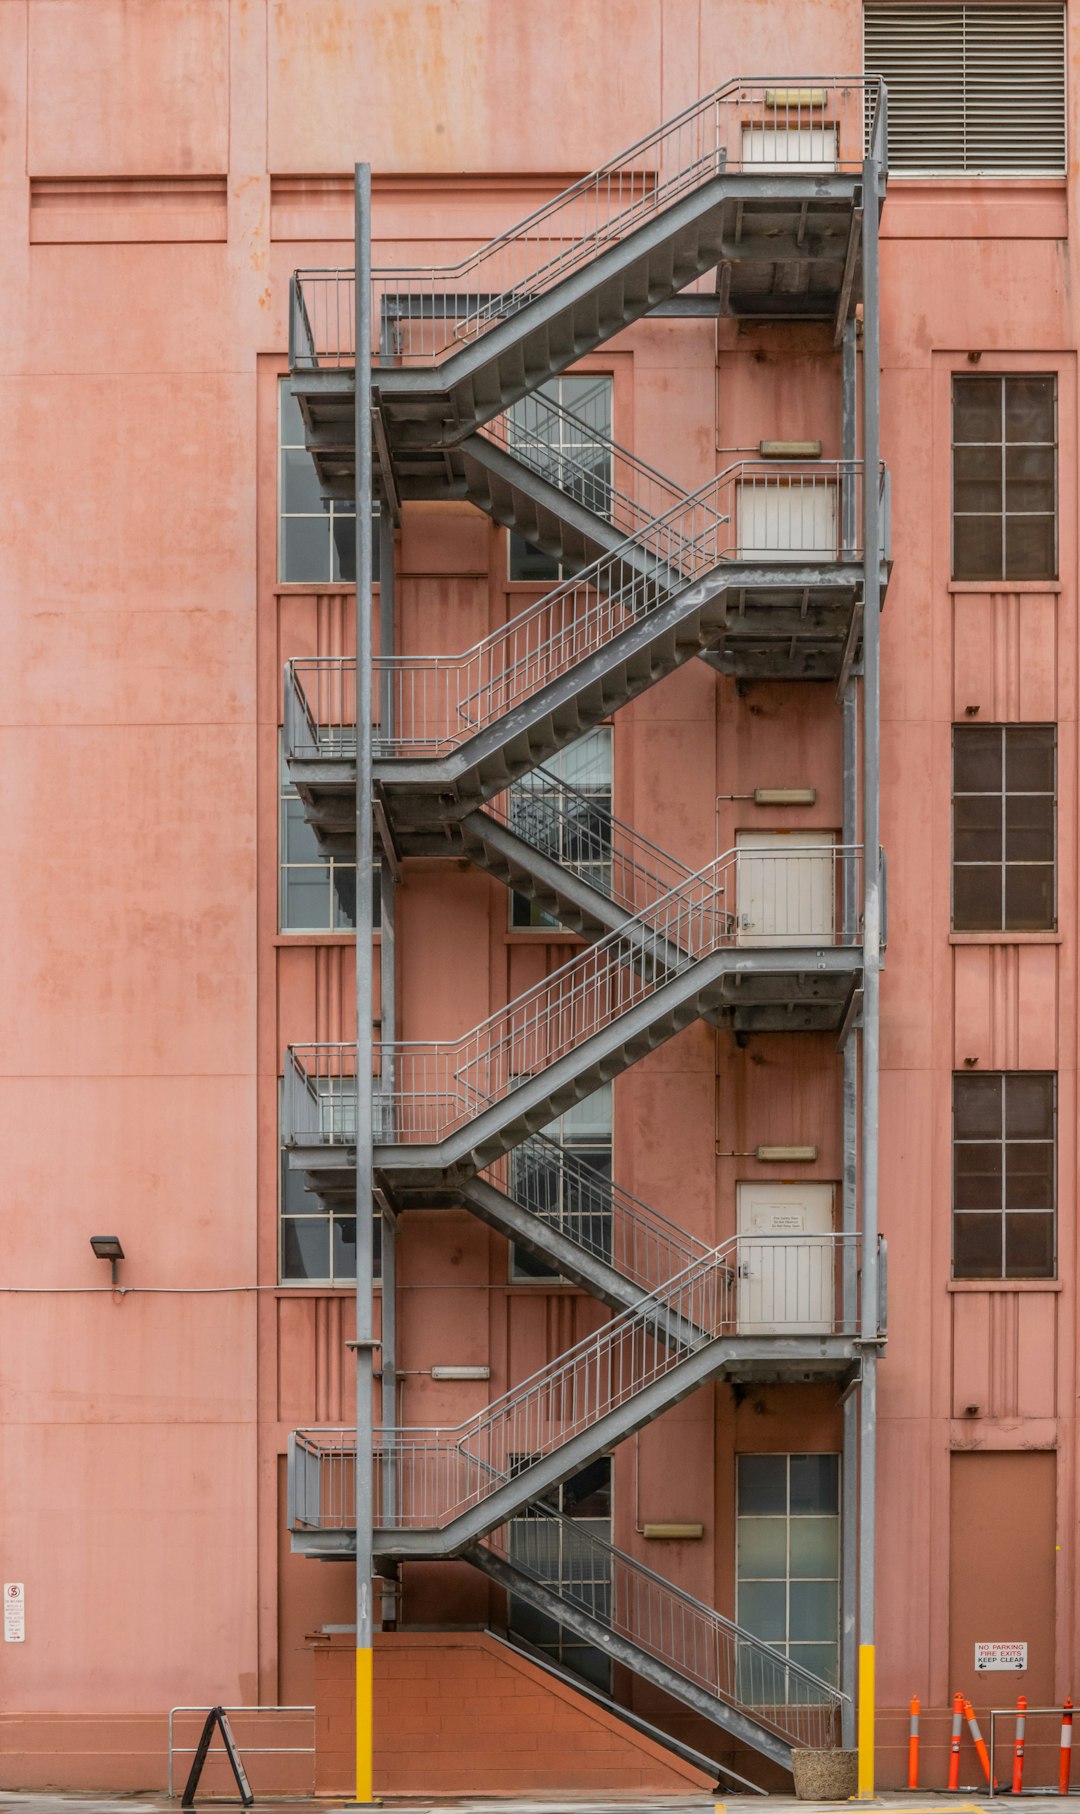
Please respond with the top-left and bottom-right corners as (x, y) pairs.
(4, 1582), (24, 1642)
(975, 1640), (1028, 1671)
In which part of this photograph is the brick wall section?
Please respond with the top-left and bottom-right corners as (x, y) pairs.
(312, 1630), (715, 1795)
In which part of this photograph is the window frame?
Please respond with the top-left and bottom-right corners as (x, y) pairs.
(509, 726), (614, 932)
(951, 724), (1057, 933)
(735, 1452), (841, 1688)
(952, 1071), (1057, 1281)
(279, 745), (365, 934)
(507, 373), (614, 583)
(951, 374), (1058, 583)
(509, 1084), (614, 1284)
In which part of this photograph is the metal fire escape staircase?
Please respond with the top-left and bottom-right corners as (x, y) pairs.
(284, 76), (888, 1776)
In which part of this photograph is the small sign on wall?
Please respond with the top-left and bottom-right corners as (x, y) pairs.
(976, 1641), (1028, 1672)
(4, 1583), (25, 1643)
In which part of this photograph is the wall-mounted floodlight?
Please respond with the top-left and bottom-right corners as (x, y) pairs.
(90, 1235), (125, 1285)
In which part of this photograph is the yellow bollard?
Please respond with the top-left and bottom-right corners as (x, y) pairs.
(355, 1646), (374, 1803)
(857, 1644), (875, 1798)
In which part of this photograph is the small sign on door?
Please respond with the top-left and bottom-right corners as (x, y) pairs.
(975, 1641), (1027, 1672)
(4, 1583), (25, 1643)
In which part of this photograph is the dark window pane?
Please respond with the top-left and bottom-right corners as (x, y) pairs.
(331, 863), (357, 929)
(1004, 865), (1054, 931)
(954, 1141), (1003, 1210)
(282, 1218), (331, 1280)
(1006, 443), (1055, 485)
(1005, 1142), (1054, 1210)
(332, 1215), (357, 1281)
(1005, 1073), (1054, 1139)
(790, 1453), (839, 1516)
(954, 1073), (1002, 1139)
(954, 475), (1002, 515)
(281, 1151), (319, 1215)
(511, 1242), (561, 1280)
(790, 1579), (839, 1641)
(282, 447), (325, 514)
(954, 726), (1002, 793)
(954, 442), (1001, 485)
(1005, 793), (1054, 863)
(737, 1453), (788, 1516)
(954, 1213), (1003, 1279)
(954, 376), (1002, 443)
(510, 533), (560, 581)
(280, 382), (305, 444)
(1004, 1212), (1055, 1279)
(954, 792), (1002, 864)
(1005, 475), (1055, 515)
(1004, 378), (1055, 444)
(332, 511), (356, 582)
(954, 515), (1002, 581)
(284, 795), (322, 863)
(1005, 727), (1055, 793)
(1005, 514), (1056, 580)
(562, 1457), (611, 1518)
(281, 513), (331, 582)
(283, 868), (332, 930)
(954, 867), (1002, 932)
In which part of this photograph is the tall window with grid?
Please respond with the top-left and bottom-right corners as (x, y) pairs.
(736, 1453), (840, 1687)
(952, 375), (1057, 581)
(509, 1086), (613, 1283)
(953, 1072), (1056, 1280)
(952, 726), (1055, 932)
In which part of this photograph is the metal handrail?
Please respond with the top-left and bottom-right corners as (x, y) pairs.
(476, 768), (696, 921)
(283, 843), (863, 1149)
(291, 1227), (861, 1534)
(484, 1131), (712, 1294)
(283, 459), (873, 763)
(478, 390), (691, 546)
(482, 1505), (845, 1747)
(291, 77), (886, 368)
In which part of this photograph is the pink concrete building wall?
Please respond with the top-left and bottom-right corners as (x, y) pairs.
(2, 0), (1079, 1792)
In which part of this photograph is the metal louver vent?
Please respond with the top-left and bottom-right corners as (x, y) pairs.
(864, 3), (1066, 175)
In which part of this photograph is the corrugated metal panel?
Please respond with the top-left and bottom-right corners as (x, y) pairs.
(864, 3), (1066, 175)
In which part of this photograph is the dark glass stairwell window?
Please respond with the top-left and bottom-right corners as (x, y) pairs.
(509, 1086), (613, 1283)
(508, 375), (613, 580)
(508, 1458), (613, 1690)
(279, 378), (379, 583)
(952, 725), (1055, 931)
(510, 727), (612, 930)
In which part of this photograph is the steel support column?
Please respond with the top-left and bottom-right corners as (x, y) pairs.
(857, 150), (882, 1799)
(352, 161), (377, 1809)
(377, 492), (398, 1631)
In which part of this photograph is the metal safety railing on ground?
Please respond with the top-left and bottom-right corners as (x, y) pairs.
(166, 1706), (315, 1798)
(290, 77), (886, 368)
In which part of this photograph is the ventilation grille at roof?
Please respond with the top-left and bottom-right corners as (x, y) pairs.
(864, 3), (1066, 176)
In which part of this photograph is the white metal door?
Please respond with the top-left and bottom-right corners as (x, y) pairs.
(736, 1182), (835, 1335)
(736, 477), (837, 561)
(735, 830), (835, 947)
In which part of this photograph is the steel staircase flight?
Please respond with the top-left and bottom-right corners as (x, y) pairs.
(284, 451), (877, 855)
(471, 1504), (843, 1770)
(291, 77), (885, 470)
(284, 840), (863, 1186)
